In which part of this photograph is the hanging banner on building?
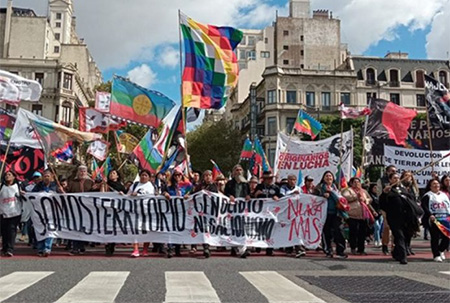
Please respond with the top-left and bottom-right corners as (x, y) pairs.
(364, 119), (450, 166)
(383, 145), (450, 187)
(0, 145), (45, 181)
(26, 191), (327, 248)
(274, 130), (353, 185)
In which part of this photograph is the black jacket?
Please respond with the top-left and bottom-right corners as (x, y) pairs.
(224, 179), (250, 198)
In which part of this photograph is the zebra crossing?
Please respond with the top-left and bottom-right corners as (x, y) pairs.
(0, 270), (326, 303)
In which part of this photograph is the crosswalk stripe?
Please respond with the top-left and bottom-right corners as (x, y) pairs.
(55, 271), (129, 303)
(439, 271), (450, 275)
(165, 271), (221, 303)
(240, 271), (325, 303)
(0, 271), (54, 302)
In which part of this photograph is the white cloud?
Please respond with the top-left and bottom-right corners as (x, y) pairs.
(313, 0), (447, 55)
(426, 1), (450, 59)
(157, 46), (180, 68)
(127, 64), (157, 88)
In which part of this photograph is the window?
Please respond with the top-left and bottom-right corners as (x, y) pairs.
(257, 126), (264, 136)
(32, 104), (43, 116)
(234, 120), (239, 130)
(54, 46), (60, 53)
(283, 60), (289, 65)
(389, 69), (399, 87)
(247, 50), (256, 60)
(248, 36), (255, 46)
(55, 33), (60, 41)
(321, 92), (331, 110)
(63, 73), (73, 90)
(55, 22), (61, 28)
(54, 105), (59, 122)
(268, 148), (276, 167)
(5, 104), (17, 114)
(62, 104), (72, 126)
(300, 35), (304, 41)
(306, 92), (315, 107)
(390, 93), (400, 105)
(56, 13), (62, 20)
(264, 37), (268, 44)
(301, 50), (304, 56)
(283, 45), (289, 50)
(267, 90), (276, 104)
(439, 71), (448, 87)
(260, 51), (270, 58)
(366, 92), (377, 104)
(286, 90), (297, 103)
(300, 64), (304, 69)
(283, 30), (289, 36)
(238, 62), (247, 70)
(239, 49), (246, 60)
(341, 92), (351, 105)
(286, 117), (296, 134)
(416, 70), (425, 88)
(35, 73), (44, 85)
(241, 36), (246, 45)
(416, 94), (426, 107)
(267, 117), (277, 136)
(366, 68), (376, 85)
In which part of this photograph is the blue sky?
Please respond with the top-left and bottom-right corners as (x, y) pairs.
(8, 0), (450, 104)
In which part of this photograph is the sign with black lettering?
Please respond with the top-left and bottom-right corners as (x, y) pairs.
(384, 145), (450, 187)
(0, 145), (45, 181)
(26, 191), (327, 248)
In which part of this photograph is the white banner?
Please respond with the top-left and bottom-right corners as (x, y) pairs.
(274, 130), (353, 185)
(0, 69), (42, 103)
(384, 145), (450, 188)
(95, 92), (111, 113)
(87, 140), (110, 161)
(26, 191), (327, 248)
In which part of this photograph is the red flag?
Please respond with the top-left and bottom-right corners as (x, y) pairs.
(366, 99), (417, 146)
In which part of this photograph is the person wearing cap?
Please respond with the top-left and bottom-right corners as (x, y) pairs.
(280, 174), (301, 196)
(215, 174), (227, 194)
(24, 171), (42, 192)
(254, 171), (282, 256)
(301, 176), (315, 194)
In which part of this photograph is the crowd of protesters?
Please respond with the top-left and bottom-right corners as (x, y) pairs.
(0, 163), (449, 265)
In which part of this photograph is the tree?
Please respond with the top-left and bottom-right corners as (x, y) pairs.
(187, 120), (243, 175)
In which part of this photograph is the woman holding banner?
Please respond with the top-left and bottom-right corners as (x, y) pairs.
(0, 171), (24, 257)
(341, 177), (373, 255)
(421, 179), (450, 262)
(313, 171), (348, 259)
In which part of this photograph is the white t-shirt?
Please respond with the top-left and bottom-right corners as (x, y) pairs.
(128, 181), (155, 196)
(0, 183), (22, 218)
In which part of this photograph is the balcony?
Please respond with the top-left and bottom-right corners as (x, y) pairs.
(365, 80), (377, 86)
(389, 81), (400, 88)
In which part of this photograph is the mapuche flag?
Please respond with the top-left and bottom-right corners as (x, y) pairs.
(365, 99), (417, 146)
(111, 76), (176, 128)
(180, 12), (243, 109)
(294, 110), (322, 139)
(425, 74), (450, 130)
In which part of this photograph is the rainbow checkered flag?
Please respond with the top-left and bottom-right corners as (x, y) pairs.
(435, 216), (450, 239)
(294, 109), (322, 139)
(180, 12), (243, 109)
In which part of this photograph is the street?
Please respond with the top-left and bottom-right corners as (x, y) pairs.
(1, 239), (449, 303)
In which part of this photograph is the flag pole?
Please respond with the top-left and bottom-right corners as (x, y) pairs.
(360, 98), (372, 178)
(425, 108), (435, 173)
(178, 10), (190, 176)
(275, 115), (296, 182)
(338, 117), (344, 190)
(0, 103), (21, 183)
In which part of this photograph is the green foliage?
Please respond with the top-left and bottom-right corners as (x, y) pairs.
(187, 120), (243, 175)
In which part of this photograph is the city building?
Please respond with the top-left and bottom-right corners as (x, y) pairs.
(221, 0), (450, 166)
(0, 0), (102, 126)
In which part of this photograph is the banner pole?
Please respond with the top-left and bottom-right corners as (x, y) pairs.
(0, 103), (20, 183)
(360, 98), (372, 178)
(425, 109), (435, 173)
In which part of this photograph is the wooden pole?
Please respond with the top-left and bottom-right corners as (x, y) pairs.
(179, 10), (190, 176)
(0, 103), (20, 183)
(338, 118), (344, 190)
(425, 108), (435, 173)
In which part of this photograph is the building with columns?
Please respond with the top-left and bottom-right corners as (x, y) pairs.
(0, 0), (102, 126)
(221, 0), (450, 167)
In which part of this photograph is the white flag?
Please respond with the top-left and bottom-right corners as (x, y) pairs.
(9, 108), (51, 148)
(95, 92), (111, 113)
(87, 140), (110, 161)
(0, 69), (42, 104)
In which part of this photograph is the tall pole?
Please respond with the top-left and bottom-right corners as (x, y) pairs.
(338, 118), (344, 190)
(250, 83), (257, 141)
(361, 98), (372, 178)
(425, 108), (435, 173)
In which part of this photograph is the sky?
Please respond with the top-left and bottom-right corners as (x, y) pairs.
(4, 0), (450, 104)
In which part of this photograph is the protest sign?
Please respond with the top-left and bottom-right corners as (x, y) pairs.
(0, 145), (45, 181)
(275, 130), (353, 185)
(26, 191), (327, 248)
(384, 145), (450, 187)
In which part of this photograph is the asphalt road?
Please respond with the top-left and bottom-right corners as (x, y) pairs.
(1, 240), (449, 303)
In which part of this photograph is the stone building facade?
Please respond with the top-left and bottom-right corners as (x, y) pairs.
(0, 0), (102, 126)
